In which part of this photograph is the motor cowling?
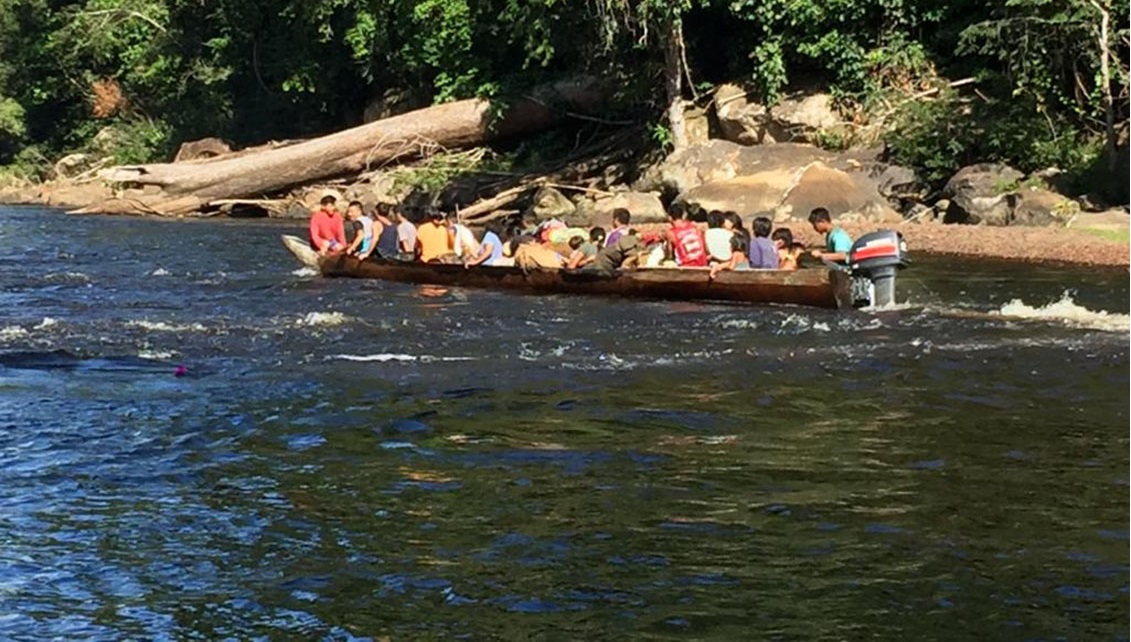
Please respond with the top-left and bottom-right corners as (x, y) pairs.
(847, 230), (908, 308)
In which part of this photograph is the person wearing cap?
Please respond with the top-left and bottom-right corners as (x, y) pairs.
(309, 193), (346, 255)
(416, 208), (454, 263)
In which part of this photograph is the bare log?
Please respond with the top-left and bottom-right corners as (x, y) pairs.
(75, 78), (604, 216)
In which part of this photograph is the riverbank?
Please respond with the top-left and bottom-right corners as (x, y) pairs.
(2, 186), (1127, 268)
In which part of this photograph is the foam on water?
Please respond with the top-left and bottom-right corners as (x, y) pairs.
(330, 353), (477, 363)
(298, 312), (351, 327)
(291, 267), (318, 278)
(0, 325), (29, 340)
(126, 320), (209, 333)
(151, 268), (172, 277)
(996, 292), (1130, 333)
(35, 317), (59, 330)
(137, 349), (177, 360)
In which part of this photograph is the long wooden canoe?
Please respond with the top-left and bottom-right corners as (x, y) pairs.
(313, 250), (854, 309)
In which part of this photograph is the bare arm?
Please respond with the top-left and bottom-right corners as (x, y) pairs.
(810, 249), (846, 262)
(464, 241), (495, 267)
(709, 251), (742, 279)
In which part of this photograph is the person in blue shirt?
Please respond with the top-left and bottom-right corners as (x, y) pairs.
(464, 221), (506, 267)
(807, 207), (853, 264)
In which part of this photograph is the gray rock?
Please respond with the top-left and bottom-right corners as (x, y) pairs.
(581, 191), (668, 226)
(173, 137), (232, 163)
(529, 186), (576, 222)
(714, 84), (842, 146)
(868, 162), (927, 203)
(1006, 188), (1076, 227)
(941, 163), (1024, 225)
(52, 153), (96, 179)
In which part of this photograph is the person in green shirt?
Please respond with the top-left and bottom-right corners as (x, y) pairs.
(807, 207), (853, 264)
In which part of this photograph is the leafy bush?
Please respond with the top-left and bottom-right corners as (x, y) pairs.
(886, 89), (1106, 191)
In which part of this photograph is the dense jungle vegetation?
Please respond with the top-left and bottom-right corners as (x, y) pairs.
(0, 0), (1126, 195)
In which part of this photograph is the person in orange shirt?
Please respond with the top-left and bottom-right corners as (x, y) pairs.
(416, 208), (454, 263)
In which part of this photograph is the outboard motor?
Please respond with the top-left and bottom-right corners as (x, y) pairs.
(847, 230), (908, 308)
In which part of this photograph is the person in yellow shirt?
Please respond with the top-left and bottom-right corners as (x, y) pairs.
(416, 209), (454, 263)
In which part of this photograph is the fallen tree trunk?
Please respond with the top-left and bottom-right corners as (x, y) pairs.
(75, 78), (604, 216)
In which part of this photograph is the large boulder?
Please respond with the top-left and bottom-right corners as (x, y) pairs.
(637, 139), (831, 196)
(941, 163), (1024, 225)
(714, 84), (842, 146)
(677, 161), (901, 224)
(638, 140), (901, 223)
(580, 191), (668, 226)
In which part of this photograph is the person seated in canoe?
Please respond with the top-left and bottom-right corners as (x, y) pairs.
(666, 204), (708, 268)
(512, 235), (565, 270)
(709, 229), (752, 279)
(748, 215), (780, 269)
(588, 229), (641, 275)
(367, 202), (401, 260)
(309, 193), (346, 256)
(343, 201), (375, 259)
(605, 208), (631, 248)
(416, 208), (455, 263)
(807, 207), (853, 264)
(464, 222), (507, 268)
(566, 227), (605, 269)
(449, 213), (481, 262)
(704, 210), (733, 263)
(393, 206), (418, 256)
(771, 228), (804, 271)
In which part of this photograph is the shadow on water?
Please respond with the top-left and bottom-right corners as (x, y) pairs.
(0, 207), (1127, 639)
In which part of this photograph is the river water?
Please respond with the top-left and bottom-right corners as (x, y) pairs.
(1, 206), (1127, 640)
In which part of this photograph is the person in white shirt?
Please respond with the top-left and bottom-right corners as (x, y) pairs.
(704, 210), (734, 262)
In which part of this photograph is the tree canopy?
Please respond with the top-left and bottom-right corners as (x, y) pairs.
(0, 0), (1127, 191)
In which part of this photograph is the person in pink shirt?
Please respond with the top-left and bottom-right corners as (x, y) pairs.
(308, 195), (346, 255)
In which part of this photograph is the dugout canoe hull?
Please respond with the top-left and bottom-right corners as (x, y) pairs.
(315, 251), (854, 309)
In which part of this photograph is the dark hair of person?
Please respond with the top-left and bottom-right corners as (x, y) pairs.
(375, 202), (393, 217)
(568, 236), (585, 250)
(730, 229), (751, 254)
(808, 207), (831, 224)
(589, 226), (606, 244)
(427, 207), (444, 221)
(724, 211), (745, 233)
(612, 208), (631, 226)
(320, 195), (336, 206)
(752, 216), (773, 238)
(707, 210), (723, 228)
(669, 201), (687, 218)
(485, 220), (505, 239)
(348, 200), (364, 211)
(771, 227), (794, 246)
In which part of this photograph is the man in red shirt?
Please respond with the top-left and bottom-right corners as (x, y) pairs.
(666, 205), (708, 267)
(309, 194), (346, 255)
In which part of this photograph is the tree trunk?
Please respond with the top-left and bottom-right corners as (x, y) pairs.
(1089, 0), (1117, 172)
(76, 78), (604, 216)
(661, 17), (689, 152)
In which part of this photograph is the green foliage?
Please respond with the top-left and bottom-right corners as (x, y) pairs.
(886, 89), (1107, 189)
(0, 0), (1122, 195)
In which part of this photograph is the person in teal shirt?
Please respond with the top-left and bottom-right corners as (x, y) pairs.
(807, 207), (853, 264)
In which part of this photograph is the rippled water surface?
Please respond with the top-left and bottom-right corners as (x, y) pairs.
(1, 207), (1128, 640)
